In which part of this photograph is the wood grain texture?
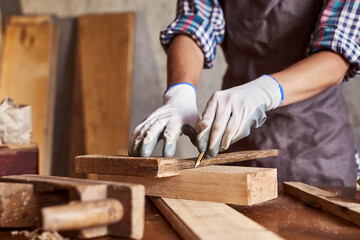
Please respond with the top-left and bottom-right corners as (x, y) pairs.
(0, 174), (145, 239)
(283, 182), (360, 227)
(68, 12), (134, 177)
(75, 150), (278, 178)
(41, 199), (123, 231)
(100, 165), (278, 205)
(151, 197), (284, 240)
(0, 182), (36, 228)
(0, 15), (58, 175)
(0, 144), (38, 176)
(180, 149), (278, 168)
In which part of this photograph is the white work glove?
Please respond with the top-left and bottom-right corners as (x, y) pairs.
(129, 83), (199, 157)
(197, 75), (284, 157)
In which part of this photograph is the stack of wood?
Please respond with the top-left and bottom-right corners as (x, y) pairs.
(76, 149), (284, 239)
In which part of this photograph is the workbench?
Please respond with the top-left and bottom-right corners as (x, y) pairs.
(1, 185), (359, 240)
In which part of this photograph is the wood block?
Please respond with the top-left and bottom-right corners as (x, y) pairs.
(284, 182), (360, 227)
(75, 150), (278, 178)
(100, 165), (278, 205)
(152, 197), (284, 240)
(68, 13), (135, 178)
(0, 15), (58, 175)
(0, 174), (145, 239)
(0, 144), (38, 176)
(0, 182), (37, 228)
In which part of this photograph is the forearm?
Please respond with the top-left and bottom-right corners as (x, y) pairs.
(167, 34), (204, 88)
(271, 51), (350, 106)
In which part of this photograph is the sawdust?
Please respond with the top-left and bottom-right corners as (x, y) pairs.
(11, 228), (69, 240)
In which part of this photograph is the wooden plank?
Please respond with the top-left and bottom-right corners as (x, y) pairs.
(0, 174), (145, 239)
(283, 182), (360, 227)
(68, 13), (135, 178)
(51, 17), (76, 176)
(0, 144), (38, 176)
(75, 149), (278, 178)
(151, 197), (284, 240)
(100, 165), (277, 205)
(0, 15), (58, 175)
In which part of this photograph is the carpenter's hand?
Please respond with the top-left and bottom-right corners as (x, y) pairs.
(129, 83), (199, 157)
(197, 75), (283, 157)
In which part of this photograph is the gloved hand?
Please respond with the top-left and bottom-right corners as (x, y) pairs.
(197, 75), (284, 157)
(129, 83), (199, 157)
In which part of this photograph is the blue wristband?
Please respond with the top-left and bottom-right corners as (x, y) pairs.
(164, 82), (197, 95)
(264, 74), (285, 106)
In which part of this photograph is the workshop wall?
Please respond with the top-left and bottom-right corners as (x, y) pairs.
(20, 0), (360, 158)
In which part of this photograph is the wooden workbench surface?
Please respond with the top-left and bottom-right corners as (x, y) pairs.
(1, 186), (359, 240)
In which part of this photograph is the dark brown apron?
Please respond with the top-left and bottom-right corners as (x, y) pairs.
(219, 0), (357, 186)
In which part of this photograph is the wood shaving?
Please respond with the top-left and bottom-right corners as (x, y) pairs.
(11, 228), (69, 240)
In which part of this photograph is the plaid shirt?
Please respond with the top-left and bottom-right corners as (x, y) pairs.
(160, 0), (360, 78)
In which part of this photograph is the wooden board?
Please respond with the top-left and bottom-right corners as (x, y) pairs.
(75, 149), (278, 178)
(151, 197), (284, 240)
(0, 15), (58, 175)
(283, 182), (360, 227)
(0, 144), (38, 176)
(0, 174), (144, 239)
(100, 165), (278, 205)
(68, 13), (135, 178)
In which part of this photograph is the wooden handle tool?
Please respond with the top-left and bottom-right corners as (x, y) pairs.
(42, 199), (123, 231)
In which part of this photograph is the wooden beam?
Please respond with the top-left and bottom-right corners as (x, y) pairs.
(151, 197), (284, 240)
(99, 165), (277, 205)
(68, 12), (135, 177)
(283, 182), (360, 227)
(0, 15), (58, 175)
(75, 149), (278, 178)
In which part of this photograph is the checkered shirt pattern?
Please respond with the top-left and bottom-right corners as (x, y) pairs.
(307, 0), (360, 79)
(160, 0), (225, 68)
(161, 0), (360, 78)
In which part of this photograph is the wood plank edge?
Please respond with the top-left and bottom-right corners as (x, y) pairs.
(151, 197), (199, 240)
(283, 181), (360, 227)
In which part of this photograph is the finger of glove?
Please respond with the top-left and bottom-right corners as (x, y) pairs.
(230, 105), (267, 145)
(197, 99), (217, 152)
(182, 123), (199, 146)
(221, 109), (241, 151)
(163, 125), (182, 157)
(207, 107), (232, 157)
(139, 120), (167, 157)
(129, 117), (158, 156)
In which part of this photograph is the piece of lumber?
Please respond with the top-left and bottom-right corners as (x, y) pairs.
(0, 182), (36, 228)
(0, 15), (58, 175)
(0, 174), (145, 239)
(0, 144), (38, 176)
(51, 17), (76, 177)
(151, 197), (284, 240)
(100, 165), (277, 205)
(283, 182), (360, 227)
(68, 13), (135, 177)
(75, 149), (278, 178)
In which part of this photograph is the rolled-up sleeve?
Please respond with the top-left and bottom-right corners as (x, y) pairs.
(307, 0), (360, 79)
(160, 0), (225, 68)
